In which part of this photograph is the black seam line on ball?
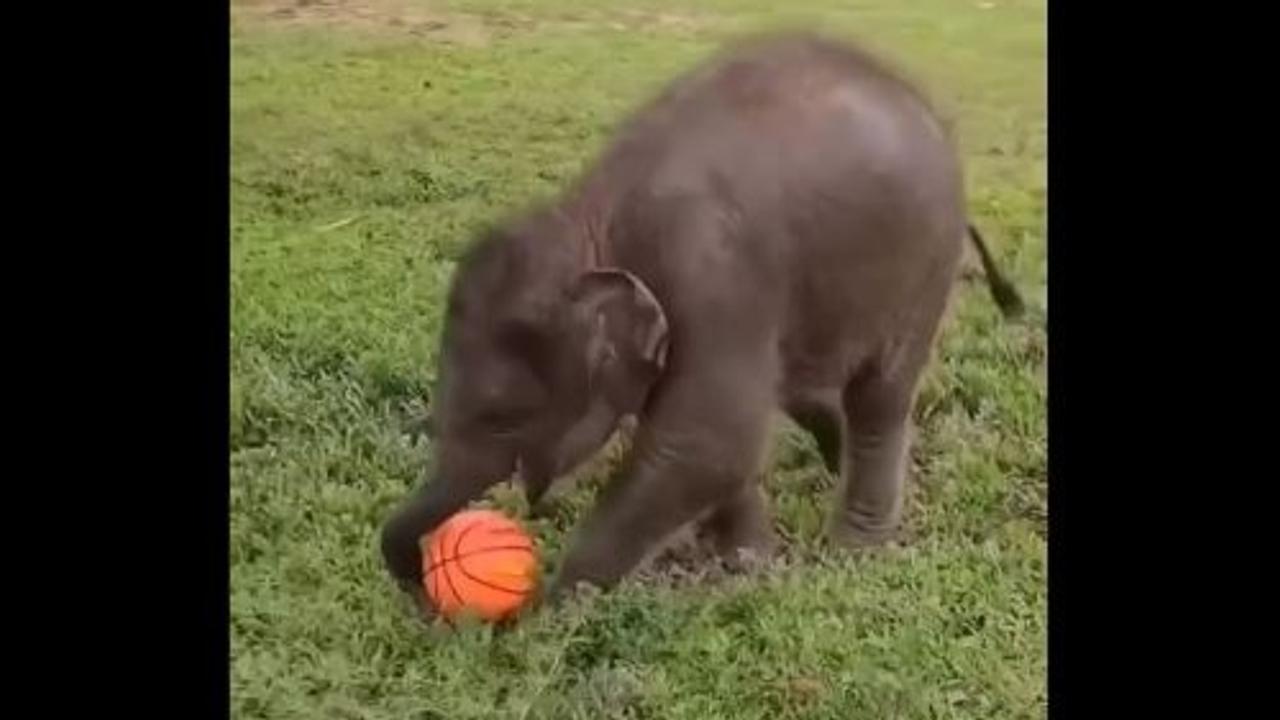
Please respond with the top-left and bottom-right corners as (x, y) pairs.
(450, 521), (533, 596)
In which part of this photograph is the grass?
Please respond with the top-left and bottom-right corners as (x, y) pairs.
(230, 1), (1047, 718)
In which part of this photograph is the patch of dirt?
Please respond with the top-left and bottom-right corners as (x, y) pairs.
(231, 0), (717, 43)
(232, 0), (490, 45)
(615, 8), (712, 34)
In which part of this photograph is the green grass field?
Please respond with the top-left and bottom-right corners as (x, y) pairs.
(231, 1), (1046, 717)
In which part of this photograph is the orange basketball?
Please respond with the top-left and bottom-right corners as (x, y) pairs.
(421, 509), (538, 622)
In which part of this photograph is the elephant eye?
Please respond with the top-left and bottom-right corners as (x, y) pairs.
(497, 320), (546, 354)
(496, 320), (557, 380)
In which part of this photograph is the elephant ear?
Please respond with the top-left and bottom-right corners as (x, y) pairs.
(569, 269), (670, 414)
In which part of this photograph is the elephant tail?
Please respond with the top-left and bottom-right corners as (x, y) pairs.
(966, 223), (1025, 320)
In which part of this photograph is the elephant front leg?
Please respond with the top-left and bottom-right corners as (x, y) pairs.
(548, 365), (777, 599)
(700, 477), (777, 570)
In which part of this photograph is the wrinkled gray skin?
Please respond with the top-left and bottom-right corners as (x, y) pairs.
(381, 33), (1022, 606)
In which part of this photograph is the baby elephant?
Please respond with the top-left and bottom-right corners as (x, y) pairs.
(381, 33), (1022, 603)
